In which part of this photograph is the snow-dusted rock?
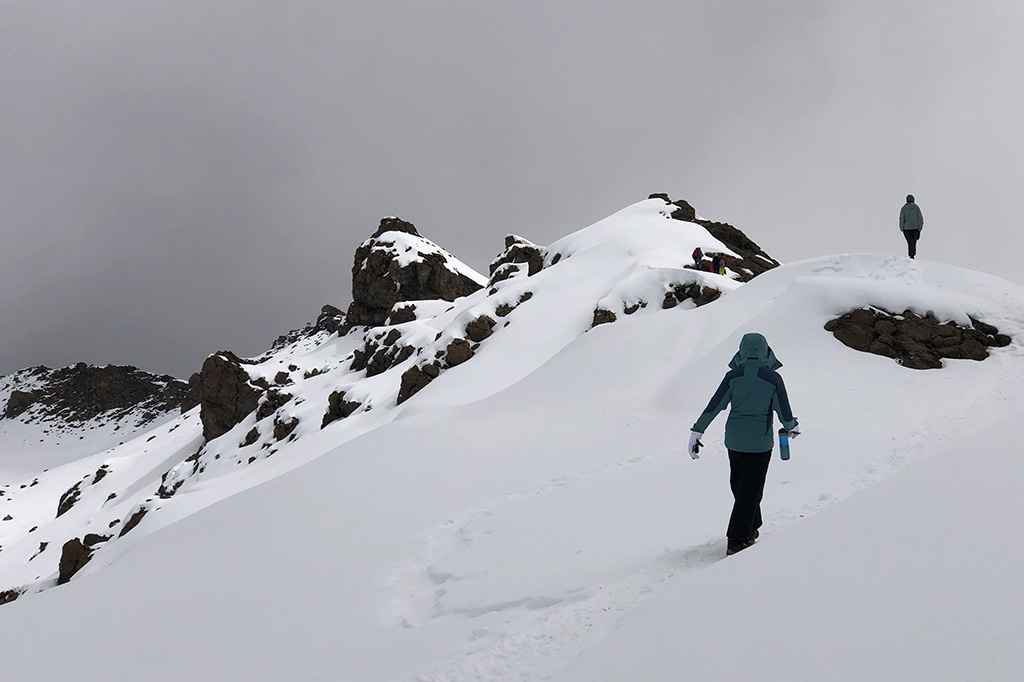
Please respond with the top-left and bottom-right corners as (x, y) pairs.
(345, 217), (486, 328)
(195, 351), (264, 441)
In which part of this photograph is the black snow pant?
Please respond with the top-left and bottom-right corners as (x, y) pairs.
(727, 449), (772, 543)
(903, 229), (920, 259)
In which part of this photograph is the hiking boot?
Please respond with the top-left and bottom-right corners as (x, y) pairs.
(726, 539), (753, 556)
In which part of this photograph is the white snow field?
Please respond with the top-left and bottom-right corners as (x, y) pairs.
(1, 199), (1023, 681)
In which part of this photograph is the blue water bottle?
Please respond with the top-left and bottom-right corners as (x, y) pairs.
(779, 428), (790, 460)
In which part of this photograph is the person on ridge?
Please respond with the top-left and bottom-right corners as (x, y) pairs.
(692, 247), (704, 269)
(687, 332), (800, 556)
(900, 194), (924, 259)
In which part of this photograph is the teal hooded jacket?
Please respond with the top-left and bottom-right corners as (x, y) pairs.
(692, 333), (798, 453)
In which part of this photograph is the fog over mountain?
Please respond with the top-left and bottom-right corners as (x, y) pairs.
(3, 1), (1023, 378)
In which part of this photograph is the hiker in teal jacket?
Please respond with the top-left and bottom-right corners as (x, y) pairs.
(688, 332), (800, 555)
(900, 194), (924, 259)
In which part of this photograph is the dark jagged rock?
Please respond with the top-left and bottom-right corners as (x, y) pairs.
(316, 305), (346, 335)
(83, 533), (111, 547)
(180, 372), (202, 414)
(118, 505), (150, 538)
(4, 390), (38, 418)
(493, 291), (534, 319)
(256, 389), (293, 422)
(91, 466), (110, 485)
(57, 538), (93, 585)
(241, 427), (260, 447)
(592, 309), (617, 328)
(663, 282), (722, 309)
(387, 304), (419, 325)
(488, 235), (546, 285)
(465, 315), (497, 343)
(273, 416), (299, 442)
(269, 305), (347, 351)
(322, 390), (362, 428)
(654, 195), (781, 282)
(197, 352), (263, 441)
(0, 589), (20, 605)
(397, 363), (441, 404)
(56, 482), (83, 518)
(825, 308), (1011, 369)
(3, 364), (188, 424)
(345, 217), (484, 328)
(355, 329), (417, 378)
(445, 338), (474, 367)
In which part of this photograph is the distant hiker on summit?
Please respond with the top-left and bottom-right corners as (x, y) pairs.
(687, 333), (800, 556)
(900, 195), (924, 259)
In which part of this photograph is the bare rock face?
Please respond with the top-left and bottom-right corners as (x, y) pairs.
(592, 309), (618, 327)
(397, 363), (441, 404)
(662, 282), (722, 309)
(315, 304), (346, 335)
(3, 390), (37, 419)
(345, 217), (484, 329)
(196, 351), (263, 441)
(488, 235), (546, 285)
(57, 538), (93, 585)
(2, 364), (188, 424)
(322, 390), (362, 428)
(465, 315), (497, 343)
(825, 308), (1011, 369)
(651, 195), (781, 281)
(445, 338), (474, 367)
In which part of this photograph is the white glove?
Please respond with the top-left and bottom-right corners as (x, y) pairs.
(787, 425), (801, 439)
(688, 431), (703, 459)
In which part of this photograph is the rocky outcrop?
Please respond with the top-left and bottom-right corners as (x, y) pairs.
(651, 194), (780, 281)
(56, 533), (112, 585)
(825, 308), (1012, 369)
(321, 390), (362, 428)
(118, 505), (151, 538)
(196, 352), (263, 441)
(2, 364), (188, 424)
(488, 235), (546, 285)
(315, 304), (346, 335)
(270, 305), (347, 351)
(662, 282), (722, 309)
(397, 363), (441, 404)
(56, 482), (83, 518)
(444, 338), (474, 367)
(345, 217), (484, 328)
(3, 390), (37, 419)
(465, 315), (497, 343)
(350, 328), (417, 377)
(57, 538), (92, 585)
(592, 309), (618, 327)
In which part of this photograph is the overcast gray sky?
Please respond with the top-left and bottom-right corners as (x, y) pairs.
(3, 1), (1023, 379)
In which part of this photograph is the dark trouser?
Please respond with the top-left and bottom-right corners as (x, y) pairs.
(727, 449), (772, 543)
(903, 229), (920, 259)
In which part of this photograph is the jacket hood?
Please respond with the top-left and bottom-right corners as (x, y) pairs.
(729, 332), (782, 370)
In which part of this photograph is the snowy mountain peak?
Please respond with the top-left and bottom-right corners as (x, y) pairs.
(6, 199), (1019, 681)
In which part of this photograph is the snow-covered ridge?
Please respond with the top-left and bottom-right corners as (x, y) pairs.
(0, 197), (752, 602)
(3, 200), (1021, 680)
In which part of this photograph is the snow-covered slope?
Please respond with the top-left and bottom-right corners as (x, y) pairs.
(1, 199), (1022, 680)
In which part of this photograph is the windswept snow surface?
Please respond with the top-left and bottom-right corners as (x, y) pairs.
(2, 201), (1024, 680)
